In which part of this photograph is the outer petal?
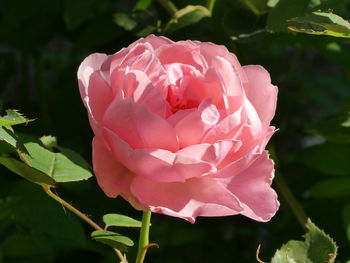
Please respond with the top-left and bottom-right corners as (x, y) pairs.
(103, 98), (179, 152)
(92, 137), (133, 198)
(243, 65), (278, 127)
(103, 128), (215, 182)
(77, 53), (108, 98)
(130, 176), (244, 223)
(219, 151), (279, 221)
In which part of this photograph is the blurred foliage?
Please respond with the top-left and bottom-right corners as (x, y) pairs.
(0, 0), (350, 262)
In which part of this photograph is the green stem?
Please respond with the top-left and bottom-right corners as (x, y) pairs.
(157, 0), (178, 16)
(42, 185), (127, 263)
(274, 173), (308, 230)
(206, 0), (216, 14)
(135, 210), (152, 263)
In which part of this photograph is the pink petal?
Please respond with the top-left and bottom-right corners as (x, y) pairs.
(130, 176), (243, 223)
(87, 71), (113, 124)
(110, 69), (167, 117)
(92, 137), (133, 198)
(219, 151), (279, 221)
(202, 106), (245, 144)
(178, 139), (242, 166)
(243, 65), (278, 127)
(77, 53), (108, 98)
(138, 34), (174, 50)
(156, 41), (206, 72)
(103, 128), (215, 182)
(103, 98), (179, 152)
(173, 99), (220, 148)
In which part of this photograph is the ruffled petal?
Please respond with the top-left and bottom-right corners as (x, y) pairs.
(130, 176), (243, 223)
(178, 139), (242, 166)
(103, 128), (215, 182)
(103, 98), (179, 151)
(173, 99), (220, 148)
(219, 151), (279, 221)
(243, 65), (278, 127)
(92, 137), (133, 198)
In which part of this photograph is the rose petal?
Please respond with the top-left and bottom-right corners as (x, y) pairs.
(111, 69), (167, 117)
(130, 176), (243, 223)
(243, 65), (278, 127)
(87, 72), (113, 124)
(102, 128), (215, 182)
(173, 99), (220, 148)
(92, 137), (133, 198)
(219, 151), (279, 221)
(103, 98), (179, 151)
(178, 139), (242, 166)
(77, 53), (108, 97)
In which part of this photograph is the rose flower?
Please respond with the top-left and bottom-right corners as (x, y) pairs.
(78, 35), (279, 223)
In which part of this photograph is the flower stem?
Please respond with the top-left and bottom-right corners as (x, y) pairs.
(157, 0), (178, 16)
(274, 173), (308, 230)
(135, 210), (152, 263)
(206, 0), (216, 14)
(42, 185), (127, 263)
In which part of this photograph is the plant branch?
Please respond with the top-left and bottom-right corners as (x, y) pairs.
(206, 0), (216, 14)
(42, 185), (127, 263)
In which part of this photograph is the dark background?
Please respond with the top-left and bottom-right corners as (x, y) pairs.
(0, 0), (350, 262)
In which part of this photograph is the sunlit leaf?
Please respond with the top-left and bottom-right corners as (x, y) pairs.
(164, 5), (210, 33)
(0, 109), (33, 127)
(22, 141), (93, 183)
(0, 126), (27, 154)
(288, 12), (350, 38)
(103, 214), (142, 228)
(91, 230), (134, 251)
(271, 219), (337, 263)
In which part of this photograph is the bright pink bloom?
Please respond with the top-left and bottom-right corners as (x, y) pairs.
(78, 35), (279, 223)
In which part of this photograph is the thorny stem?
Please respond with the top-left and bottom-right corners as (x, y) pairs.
(135, 210), (152, 263)
(42, 185), (127, 263)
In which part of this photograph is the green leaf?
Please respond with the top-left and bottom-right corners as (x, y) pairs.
(164, 5), (211, 33)
(297, 143), (350, 176)
(266, 0), (348, 32)
(310, 178), (350, 198)
(0, 109), (33, 127)
(134, 0), (154, 10)
(241, 0), (268, 15)
(288, 12), (350, 38)
(22, 141), (93, 183)
(91, 230), (134, 251)
(0, 155), (56, 186)
(103, 214), (142, 228)
(307, 112), (350, 143)
(113, 11), (157, 36)
(271, 219), (337, 263)
(0, 126), (27, 154)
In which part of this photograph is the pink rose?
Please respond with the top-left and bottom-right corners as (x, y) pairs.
(78, 35), (279, 223)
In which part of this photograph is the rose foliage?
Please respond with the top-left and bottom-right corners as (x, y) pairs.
(78, 35), (279, 223)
